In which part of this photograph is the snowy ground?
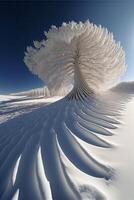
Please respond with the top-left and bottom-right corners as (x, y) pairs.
(0, 95), (61, 124)
(0, 94), (134, 200)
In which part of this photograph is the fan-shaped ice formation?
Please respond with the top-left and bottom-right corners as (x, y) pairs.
(24, 21), (126, 95)
(0, 21), (134, 200)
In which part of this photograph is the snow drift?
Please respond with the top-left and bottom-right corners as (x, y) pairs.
(0, 21), (134, 200)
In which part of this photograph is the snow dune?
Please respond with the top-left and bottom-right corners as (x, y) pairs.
(0, 83), (134, 200)
(0, 21), (134, 199)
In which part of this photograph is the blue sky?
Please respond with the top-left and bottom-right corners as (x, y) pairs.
(0, 1), (134, 94)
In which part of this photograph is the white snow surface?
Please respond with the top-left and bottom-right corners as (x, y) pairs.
(0, 83), (134, 200)
(1, 21), (134, 200)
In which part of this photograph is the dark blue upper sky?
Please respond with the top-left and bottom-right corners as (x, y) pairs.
(0, 0), (134, 94)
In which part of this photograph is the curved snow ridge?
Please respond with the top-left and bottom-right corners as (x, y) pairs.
(10, 86), (71, 98)
(0, 88), (131, 200)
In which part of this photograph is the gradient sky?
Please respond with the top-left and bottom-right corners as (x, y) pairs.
(0, 0), (134, 94)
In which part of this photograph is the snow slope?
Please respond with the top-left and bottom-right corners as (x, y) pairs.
(0, 95), (61, 124)
(0, 83), (134, 200)
(0, 21), (134, 200)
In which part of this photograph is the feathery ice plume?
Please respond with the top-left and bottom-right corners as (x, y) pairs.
(24, 21), (126, 96)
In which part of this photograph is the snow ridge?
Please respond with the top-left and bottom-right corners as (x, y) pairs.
(0, 21), (134, 200)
